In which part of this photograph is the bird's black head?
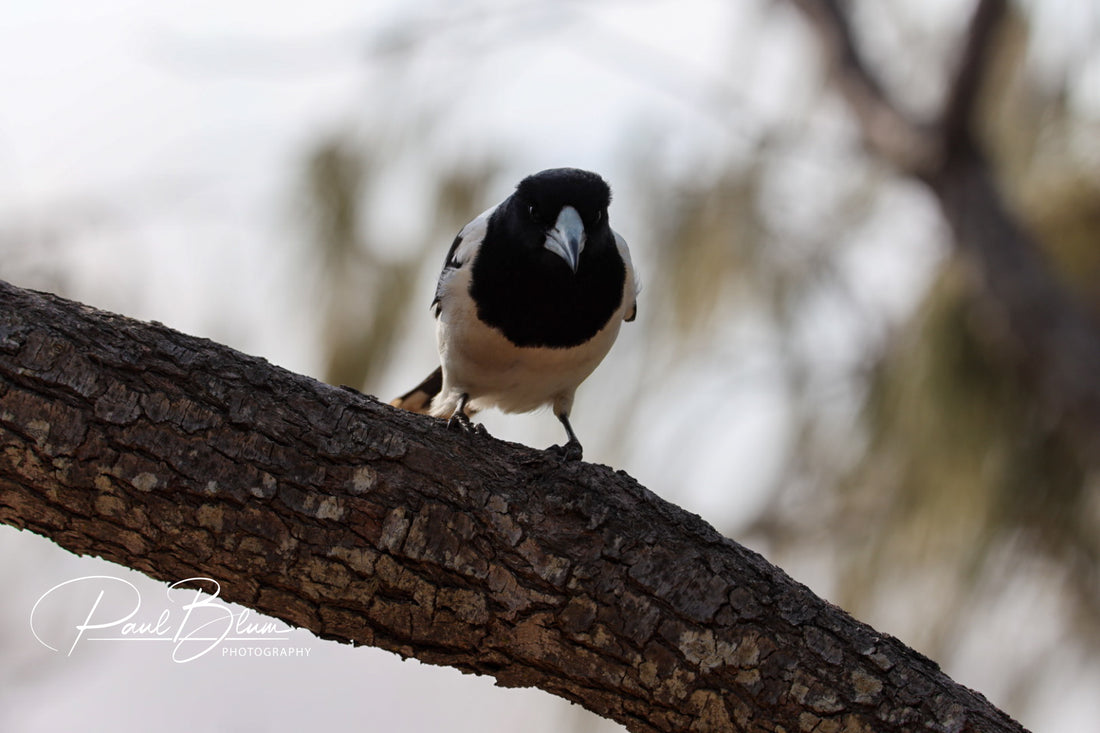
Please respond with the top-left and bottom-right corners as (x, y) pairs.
(471, 167), (626, 348)
(515, 168), (611, 224)
(509, 168), (613, 273)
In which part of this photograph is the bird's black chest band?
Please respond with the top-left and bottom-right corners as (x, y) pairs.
(470, 247), (626, 349)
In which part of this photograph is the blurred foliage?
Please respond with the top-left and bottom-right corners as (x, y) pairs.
(831, 5), (1100, 652)
(648, 167), (763, 338)
(307, 137), (416, 390)
(302, 135), (496, 391)
(985, 10), (1100, 312)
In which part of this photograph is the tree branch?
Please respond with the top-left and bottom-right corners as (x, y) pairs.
(939, 0), (1009, 146)
(0, 280), (1027, 731)
(787, 0), (940, 174)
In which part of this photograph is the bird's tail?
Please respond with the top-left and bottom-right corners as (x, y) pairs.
(389, 366), (443, 414)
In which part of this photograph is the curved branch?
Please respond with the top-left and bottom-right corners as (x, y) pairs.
(0, 280), (1027, 732)
(789, 0), (1009, 175)
(787, 0), (940, 174)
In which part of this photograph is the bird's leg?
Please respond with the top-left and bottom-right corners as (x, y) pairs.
(447, 393), (473, 430)
(447, 394), (489, 437)
(548, 412), (583, 461)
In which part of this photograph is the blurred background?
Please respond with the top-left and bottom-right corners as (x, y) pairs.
(2, 0), (1099, 730)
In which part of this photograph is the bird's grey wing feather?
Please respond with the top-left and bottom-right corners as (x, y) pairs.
(613, 230), (639, 322)
(432, 205), (496, 317)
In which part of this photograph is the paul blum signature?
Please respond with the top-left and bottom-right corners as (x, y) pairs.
(30, 575), (298, 663)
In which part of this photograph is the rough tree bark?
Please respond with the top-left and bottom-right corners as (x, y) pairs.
(0, 279), (1028, 732)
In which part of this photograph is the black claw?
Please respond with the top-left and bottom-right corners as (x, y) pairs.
(447, 406), (490, 438)
(548, 439), (583, 462)
(448, 411), (474, 432)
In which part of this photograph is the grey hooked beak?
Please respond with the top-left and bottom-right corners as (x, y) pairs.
(544, 205), (585, 272)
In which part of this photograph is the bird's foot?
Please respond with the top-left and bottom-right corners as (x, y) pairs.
(547, 439), (583, 462)
(448, 412), (489, 438)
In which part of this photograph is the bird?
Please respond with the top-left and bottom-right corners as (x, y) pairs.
(390, 167), (638, 461)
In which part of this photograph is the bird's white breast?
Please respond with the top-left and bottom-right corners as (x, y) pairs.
(431, 262), (633, 418)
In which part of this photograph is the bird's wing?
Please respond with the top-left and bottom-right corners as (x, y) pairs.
(432, 204), (496, 317)
(613, 230), (639, 322)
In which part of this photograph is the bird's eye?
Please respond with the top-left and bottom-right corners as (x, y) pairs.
(594, 209), (604, 224)
(528, 204), (539, 221)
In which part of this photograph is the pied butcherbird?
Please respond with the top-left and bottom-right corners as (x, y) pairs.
(391, 168), (638, 461)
